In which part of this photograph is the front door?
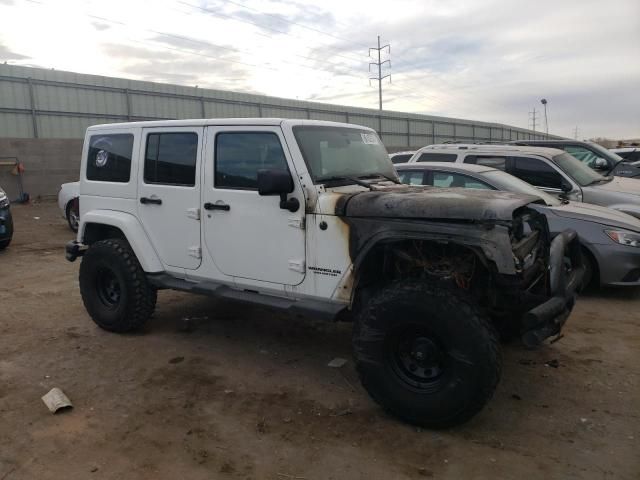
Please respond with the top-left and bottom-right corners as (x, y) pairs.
(138, 126), (203, 270)
(202, 126), (306, 285)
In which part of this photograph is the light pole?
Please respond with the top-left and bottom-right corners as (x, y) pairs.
(540, 99), (549, 137)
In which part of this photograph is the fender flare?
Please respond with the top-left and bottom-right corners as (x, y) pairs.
(79, 210), (164, 272)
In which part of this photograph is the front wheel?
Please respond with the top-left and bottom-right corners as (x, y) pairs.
(66, 199), (79, 232)
(79, 238), (156, 332)
(353, 281), (501, 429)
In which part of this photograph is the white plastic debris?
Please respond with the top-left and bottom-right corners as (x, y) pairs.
(327, 357), (347, 368)
(41, 387), (73, 413)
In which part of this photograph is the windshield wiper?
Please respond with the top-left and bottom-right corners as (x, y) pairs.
(318, 175), (376, 190)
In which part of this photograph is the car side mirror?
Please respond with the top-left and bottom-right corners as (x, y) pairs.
(257, 169), (299, 212)
(594, 158), (608, 170)
(560, 180), (572, 193)
(257, 169), (293, 195)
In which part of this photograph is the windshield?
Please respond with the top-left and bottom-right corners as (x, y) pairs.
(293, 126), (396, 183)
(553, 152), (607, 186)
(588, 142), (624, 164)
(484, 170), (560, 206)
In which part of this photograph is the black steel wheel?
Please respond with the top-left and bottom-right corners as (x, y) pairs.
(79, 238), (156, 332)
(353, 281), (501, 429)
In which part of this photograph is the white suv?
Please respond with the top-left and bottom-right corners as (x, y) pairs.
(66, 119), (582, 428)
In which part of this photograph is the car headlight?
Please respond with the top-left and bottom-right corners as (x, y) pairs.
(0, 189), (8, 208)
(605, 230), (640, 247)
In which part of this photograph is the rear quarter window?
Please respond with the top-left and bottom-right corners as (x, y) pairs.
(86, 134), (134, 183)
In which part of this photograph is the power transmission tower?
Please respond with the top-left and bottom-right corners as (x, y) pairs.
(573, 126), (579, 140)
(528, 108), (539, 133)
(369, 35), (391, 110)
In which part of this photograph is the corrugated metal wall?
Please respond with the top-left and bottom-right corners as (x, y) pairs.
(0, 64), (559, 147)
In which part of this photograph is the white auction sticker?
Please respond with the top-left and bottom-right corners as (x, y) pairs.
(361, 133), (379, 145)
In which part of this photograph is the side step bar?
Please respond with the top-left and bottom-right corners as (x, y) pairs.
(147, 273), (346, 321)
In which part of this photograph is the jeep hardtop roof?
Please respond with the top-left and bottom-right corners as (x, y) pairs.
(86, 118), (369, 132)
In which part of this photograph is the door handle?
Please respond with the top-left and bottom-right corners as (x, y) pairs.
(140, 196), (162, 205)
(204, 202), (230, 211)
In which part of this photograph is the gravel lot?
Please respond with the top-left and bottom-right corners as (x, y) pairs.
(1, 201), (638, 480)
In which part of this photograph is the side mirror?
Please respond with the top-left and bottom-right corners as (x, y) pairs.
(594, 158), (608, 170)
(257, 169), (299, 212)
(560, 179), (572, 193)
(257, 169), (293, 196)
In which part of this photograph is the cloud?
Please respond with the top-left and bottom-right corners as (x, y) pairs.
(0, 42), (28, 60)
(91, 21), (110, 31)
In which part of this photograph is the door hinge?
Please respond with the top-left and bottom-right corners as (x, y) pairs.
(288, 259), (305, 273)
(288, 216), (305, 230)
(188, 246), (202, 259)
(187, 208), (201, 220)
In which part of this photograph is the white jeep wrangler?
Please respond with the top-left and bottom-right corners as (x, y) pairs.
(66, 118), (583, 428)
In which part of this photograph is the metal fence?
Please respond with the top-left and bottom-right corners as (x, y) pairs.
(0, 64), (559, 147)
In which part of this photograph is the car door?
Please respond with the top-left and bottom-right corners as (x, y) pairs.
(202, 126), (306, 286)
(508, 156), (581, 201)
(137, 127), (203, 270)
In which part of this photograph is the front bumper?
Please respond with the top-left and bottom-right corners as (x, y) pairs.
(65, 240), (87, 262)
(590, 242), (640, 286)
(521, 230), (584, 347)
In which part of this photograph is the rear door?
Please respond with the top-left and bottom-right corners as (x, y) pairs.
(137, 127), (203, 270)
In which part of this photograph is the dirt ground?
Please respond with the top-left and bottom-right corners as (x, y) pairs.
(0, 201), (638, 480)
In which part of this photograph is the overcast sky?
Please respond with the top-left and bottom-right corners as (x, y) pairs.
(1, 0), (638, 139)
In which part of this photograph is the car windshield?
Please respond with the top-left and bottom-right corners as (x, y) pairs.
(293, 126), (396, 183)
(553, 152), (608, 186)
(588, 142), (624, 164)
(483, 170), (560, 206)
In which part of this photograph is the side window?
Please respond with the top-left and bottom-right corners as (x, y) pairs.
(391, 154), (412, 164)
(464, 155), (507, 170)
(432, 172), (492, 189)
(563, 146), (597, 165)
(417, 152), (457, 162)
(215, 132), (288, 190)
(398, 171), (425, 185)
(512, 156), (563, 189)
(144, 132), (198, 186)
(86, 134), (134, 183)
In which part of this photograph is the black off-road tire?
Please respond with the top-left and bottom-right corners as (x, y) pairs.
(353, 281), (501, 429)
(79, 238), (156, 332)
(0, 238), (10, 250)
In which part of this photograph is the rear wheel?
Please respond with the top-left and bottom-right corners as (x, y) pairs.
(79, 238), (156, 332)
(353, 281), (501, 429)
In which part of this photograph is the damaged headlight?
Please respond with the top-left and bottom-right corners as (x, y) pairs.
(0, 189), (9, 209)
(605, 230), (640, 248)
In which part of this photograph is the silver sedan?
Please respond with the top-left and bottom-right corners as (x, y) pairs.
(396, 162), (640, 288)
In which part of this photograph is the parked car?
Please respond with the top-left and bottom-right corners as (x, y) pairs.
(0, 186), (13, 250)
(396, 162), (640, 288)
(388, 150), (416, 164)
(65, 118), (582, 428)
(408, 145), (640, 218)
(511, 140), (640, 178)
(58, 181), (79, 232)
(610, 147), (640, 163)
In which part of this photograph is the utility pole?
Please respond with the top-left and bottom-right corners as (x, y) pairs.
(369, 35), (391, 110)
(528, 108), (539, 133)
(574, 126), (579, 140)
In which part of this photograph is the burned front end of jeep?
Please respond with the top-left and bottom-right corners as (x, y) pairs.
(338, 189), (584, 347)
